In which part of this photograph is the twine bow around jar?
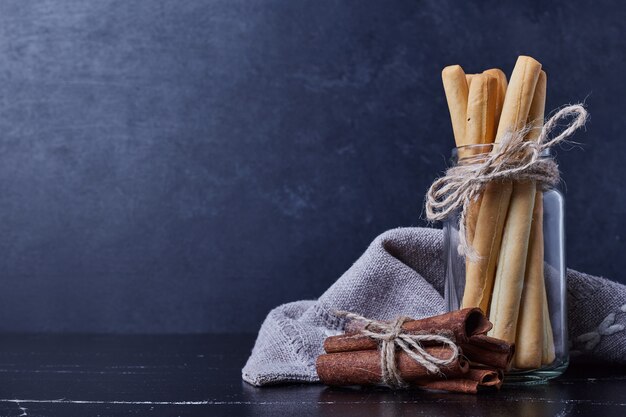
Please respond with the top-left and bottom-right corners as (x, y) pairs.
(425, 104), (588, 259)
(336, 311), (459, 388)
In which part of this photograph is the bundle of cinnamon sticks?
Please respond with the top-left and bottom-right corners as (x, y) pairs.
(441, 56), (555, 369)
(316, 308), (514, 394)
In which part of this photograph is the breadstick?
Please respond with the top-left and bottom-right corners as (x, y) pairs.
(461, 74), (498, 289)
(465, 74), (498, 146)
(466, 74), (476, 89)
(514, 190), (545, 369)
(442, 65), (469, 146)
(466, 195), (483, 245)
(489, 181), (536, 343)
(489, 56), (543, 344)
(462, 180), (512, 310)
(526, 71), (547, 140)
(542, 285), (556, 364)
(495, 56), (542, 138)
(461, 71), (507, 312)
(464, 74), (497, 243)
(514, 71), (548, 369)
(483, 68), (508, 127)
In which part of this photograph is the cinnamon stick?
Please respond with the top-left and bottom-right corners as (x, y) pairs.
(326, 308), (491, 353)
(316, 346), (468, 387)
(460, 334), (515, 370)
(326, 321), (513, 371)
(343, 308), (492, 339)
(416, 378), (481, 394)
(323, 332), (378, 353)
(415, 368), (503, 394)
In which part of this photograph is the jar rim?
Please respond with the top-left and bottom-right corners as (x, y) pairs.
(451, 143), (551, 159)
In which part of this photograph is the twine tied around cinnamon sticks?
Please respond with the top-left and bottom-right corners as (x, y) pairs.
(336, 311), (459, 388)
(425, 104), (588, 259)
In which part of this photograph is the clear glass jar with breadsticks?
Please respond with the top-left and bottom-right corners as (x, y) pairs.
(429, 56), (586, 383)
(442, 144), (568, 383)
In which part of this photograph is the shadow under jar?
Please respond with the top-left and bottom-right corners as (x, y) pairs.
(443, 144), (568, 384)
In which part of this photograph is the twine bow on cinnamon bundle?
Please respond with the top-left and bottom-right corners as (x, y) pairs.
(335, 312), (460, 388)
(316, 308), (514, 394)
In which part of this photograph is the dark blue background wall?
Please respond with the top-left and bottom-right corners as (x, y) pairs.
(0, 0), (623, 333)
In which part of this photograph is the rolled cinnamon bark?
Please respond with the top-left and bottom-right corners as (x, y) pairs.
(461, 334), (515, 370)
(343, 308), (492, 338)
(325, 331), (513, 371)
(326, 308), (492, 353)
(403, 308), (492, 342)
(323, 332), (378, 353)
(316, 346), (469, 387)
(415, 368), (503, 394)
(467, 367), (504, 388)
(416, 379), (480, 394)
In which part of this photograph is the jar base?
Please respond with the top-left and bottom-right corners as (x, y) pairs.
(503, 359), (569, 385)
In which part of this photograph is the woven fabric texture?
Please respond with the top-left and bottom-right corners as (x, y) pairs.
(242, 228), (626, 386)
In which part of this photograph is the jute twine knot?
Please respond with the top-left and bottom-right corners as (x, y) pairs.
(425, 104), (588, 259)
(336, 311), (459, 388)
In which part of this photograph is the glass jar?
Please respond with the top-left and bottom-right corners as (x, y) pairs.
(443, 144), (568, 384)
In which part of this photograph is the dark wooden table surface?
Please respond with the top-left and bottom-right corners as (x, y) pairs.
(0, 334), (624, 416)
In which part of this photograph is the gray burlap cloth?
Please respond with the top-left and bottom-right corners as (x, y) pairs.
(242, 227), (626, 386)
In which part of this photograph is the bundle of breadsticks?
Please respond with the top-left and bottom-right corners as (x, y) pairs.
(442, 55), (555, 369)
